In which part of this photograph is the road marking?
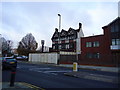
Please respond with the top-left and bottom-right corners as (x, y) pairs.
(32, 68), (51, 70)
(37, 71), (42, 72)
(18, 66), (72, 76)
(17, 66), (20, 68)
(2, 82), (45, 90)
(29, 67), (72, 75)
(43, 70), (72, 73)
(51, 73), (58, 75)
(42, 72), (58, 75)
(42, 70), (72, 76)
(29, 68), (51, 71)
(21, 82), (45, 90)
(17, 65), (38, 69)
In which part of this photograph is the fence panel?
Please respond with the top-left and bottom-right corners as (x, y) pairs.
(59, 55), (76, 64)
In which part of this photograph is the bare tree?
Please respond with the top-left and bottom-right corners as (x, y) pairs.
(17, 33), (38, 56)
(7, 40), (13, 54)
(0, 37), (13, 56)
(1, 37), (8, 56)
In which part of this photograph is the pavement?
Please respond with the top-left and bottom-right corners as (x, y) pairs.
(64, 71), (119, 84)
(1, 82), (44, 90)
(59, 64), (119, 84)
(59, 64), (119, 73)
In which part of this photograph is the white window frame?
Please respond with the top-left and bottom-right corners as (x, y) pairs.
(86, 42), (92, 47)
(93, 41), (99, 47)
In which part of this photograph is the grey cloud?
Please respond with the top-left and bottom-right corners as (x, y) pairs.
(1, 2), (118, 47)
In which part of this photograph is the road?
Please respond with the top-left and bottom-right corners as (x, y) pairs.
(2, 62), (118, 89)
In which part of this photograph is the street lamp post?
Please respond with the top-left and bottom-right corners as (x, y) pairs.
(58, 14), (61, 52)
(57, 14), (61, 65)
(0, 34), (2, 90)
(58, 14), (61, 33)
(0, 34), (2, 57)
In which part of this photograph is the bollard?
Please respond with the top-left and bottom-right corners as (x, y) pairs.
(10, 67), (16, 87)
(73, 62), (78, 72)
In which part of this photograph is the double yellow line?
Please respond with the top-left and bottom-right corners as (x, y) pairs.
(20, 82), (45, 90)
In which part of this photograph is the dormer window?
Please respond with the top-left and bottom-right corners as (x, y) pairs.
(61, 32), (66, 36)
(54, 33), (58, 37)
(68, 30), (74, 35)
(60, 30), (67, 37)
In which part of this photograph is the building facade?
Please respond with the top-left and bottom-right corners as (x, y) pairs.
(51, 23), (84, 53)
(51, 17), (120, 67)
(103, 17), (120, 66)
(80, 17), (120, 67)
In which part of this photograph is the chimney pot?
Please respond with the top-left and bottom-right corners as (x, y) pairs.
(79, 23), (82, 29)
(55, 28), (58, 32)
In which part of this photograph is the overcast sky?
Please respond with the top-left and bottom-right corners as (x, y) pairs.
(0, 0), (119, 48)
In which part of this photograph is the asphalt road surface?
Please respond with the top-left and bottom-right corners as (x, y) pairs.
(2, 62), (118, 89)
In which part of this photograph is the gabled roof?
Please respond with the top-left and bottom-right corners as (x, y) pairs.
(107, 17), (120, 26)
(51, 28), (60, 40)
(102, 17), (120, 29)
(68, 27), (75, 35)
(51, 23), (82, 40)
(60, 29), (68, 37)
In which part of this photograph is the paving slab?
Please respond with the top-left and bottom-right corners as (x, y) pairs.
(59, 64), (119, 73)
(64, 71), (118, 84)
(1, 82), (44, 90)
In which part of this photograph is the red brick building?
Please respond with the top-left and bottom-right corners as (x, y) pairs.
(80, 17), (120, 67)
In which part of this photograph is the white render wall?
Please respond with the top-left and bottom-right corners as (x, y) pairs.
(29, 53), (59, 64)
(76, 28), (84, 54)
